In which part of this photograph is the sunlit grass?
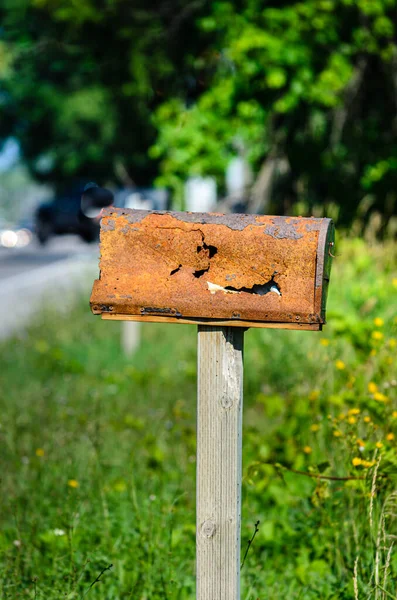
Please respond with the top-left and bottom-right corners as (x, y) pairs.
(0, 237), (396, 599)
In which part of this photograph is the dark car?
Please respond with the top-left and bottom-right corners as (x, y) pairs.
(35, 184), (171, 245)
(34, 183), (101, 245)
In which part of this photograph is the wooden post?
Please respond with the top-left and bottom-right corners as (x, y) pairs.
(121, 321), (141, 355)
(197, 326), (244, 600)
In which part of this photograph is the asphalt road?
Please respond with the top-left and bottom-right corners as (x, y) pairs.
(0, 235), (98, 281)
(0, 235), (99, 339)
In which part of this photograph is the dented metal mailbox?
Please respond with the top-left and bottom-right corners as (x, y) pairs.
(90, 208), (334, 330)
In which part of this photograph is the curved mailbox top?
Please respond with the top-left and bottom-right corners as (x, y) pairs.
(90, 208), (334, 330)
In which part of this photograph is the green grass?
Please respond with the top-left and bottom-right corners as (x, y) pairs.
(0, 237), (396, 599)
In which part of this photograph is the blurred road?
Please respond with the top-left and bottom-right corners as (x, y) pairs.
(0, 235), (98, 281)
(0, 235), (99, 339)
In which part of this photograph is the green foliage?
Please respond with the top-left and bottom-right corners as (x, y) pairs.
(153, 0), (397, 223)
(1, 0), (397, 222)
(0, 0), (207, 186)
(0, 237), (396, 598)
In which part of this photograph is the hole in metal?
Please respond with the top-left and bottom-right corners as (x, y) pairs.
(193, 267), (210, 279)
(208, 277), (282, 296)
(170, 265), (182, 276)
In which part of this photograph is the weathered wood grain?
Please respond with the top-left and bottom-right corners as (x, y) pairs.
(197, 326), (244, 600)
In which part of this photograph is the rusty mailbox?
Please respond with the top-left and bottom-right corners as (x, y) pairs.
(90, 208), (334, 330)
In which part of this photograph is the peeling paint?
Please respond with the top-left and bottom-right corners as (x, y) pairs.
(263, 218), (304, 240)
(102, 219), (115, 232)
(208, 282), (239, 295)
(305, 220), (322, 232)
(110, 208), (264, 230)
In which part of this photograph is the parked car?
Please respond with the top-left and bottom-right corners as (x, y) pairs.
(35, 183), (100, 245)
(35, 184), (171, 245)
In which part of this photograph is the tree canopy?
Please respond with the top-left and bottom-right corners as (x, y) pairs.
(0, 0), (208, 188)
(153, 0), (397, 224)
(1, 0), (397, 224)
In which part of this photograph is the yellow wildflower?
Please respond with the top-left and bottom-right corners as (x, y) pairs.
(310, 424), (320, 432)
(376, 442), (384, 449)
(335, 360), (345, 370)
(370, 349), (377, 357)
(368, 382), (378, 394)
(392, 278), (397, 288)
(113, 481), (127, 492)
(309, 390), (320, 401)
(303, 446), (312, 454)
(348, 408), (360, 415)
(372, 331), (383, 341)
(333, 430), (342, 437)
(362, 460), (375, 468)
(35, 448), (45, 457)
(388, 338), (396, 349)
(352, 457), (362, 466)
(374, 392), (388, 402)
(364, 416), (371, 423)
(373, 317), (384, 327)
(348, 416), (357, 425)
(386, 433), (395, 441)
(320, 339), (330, 347)
(392, 411), (397, 419)
(68, 480), (79, 488)
(356, 438), (366, 447)
(338, 413), (346, 420)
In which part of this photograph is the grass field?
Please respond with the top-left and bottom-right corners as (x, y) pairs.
(0, 237), (396, 599)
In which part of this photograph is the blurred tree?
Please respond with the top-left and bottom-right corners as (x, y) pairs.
(0, 0), (209, 189)
(1, 0), (397, 224)
(152, 0), (397, 224)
